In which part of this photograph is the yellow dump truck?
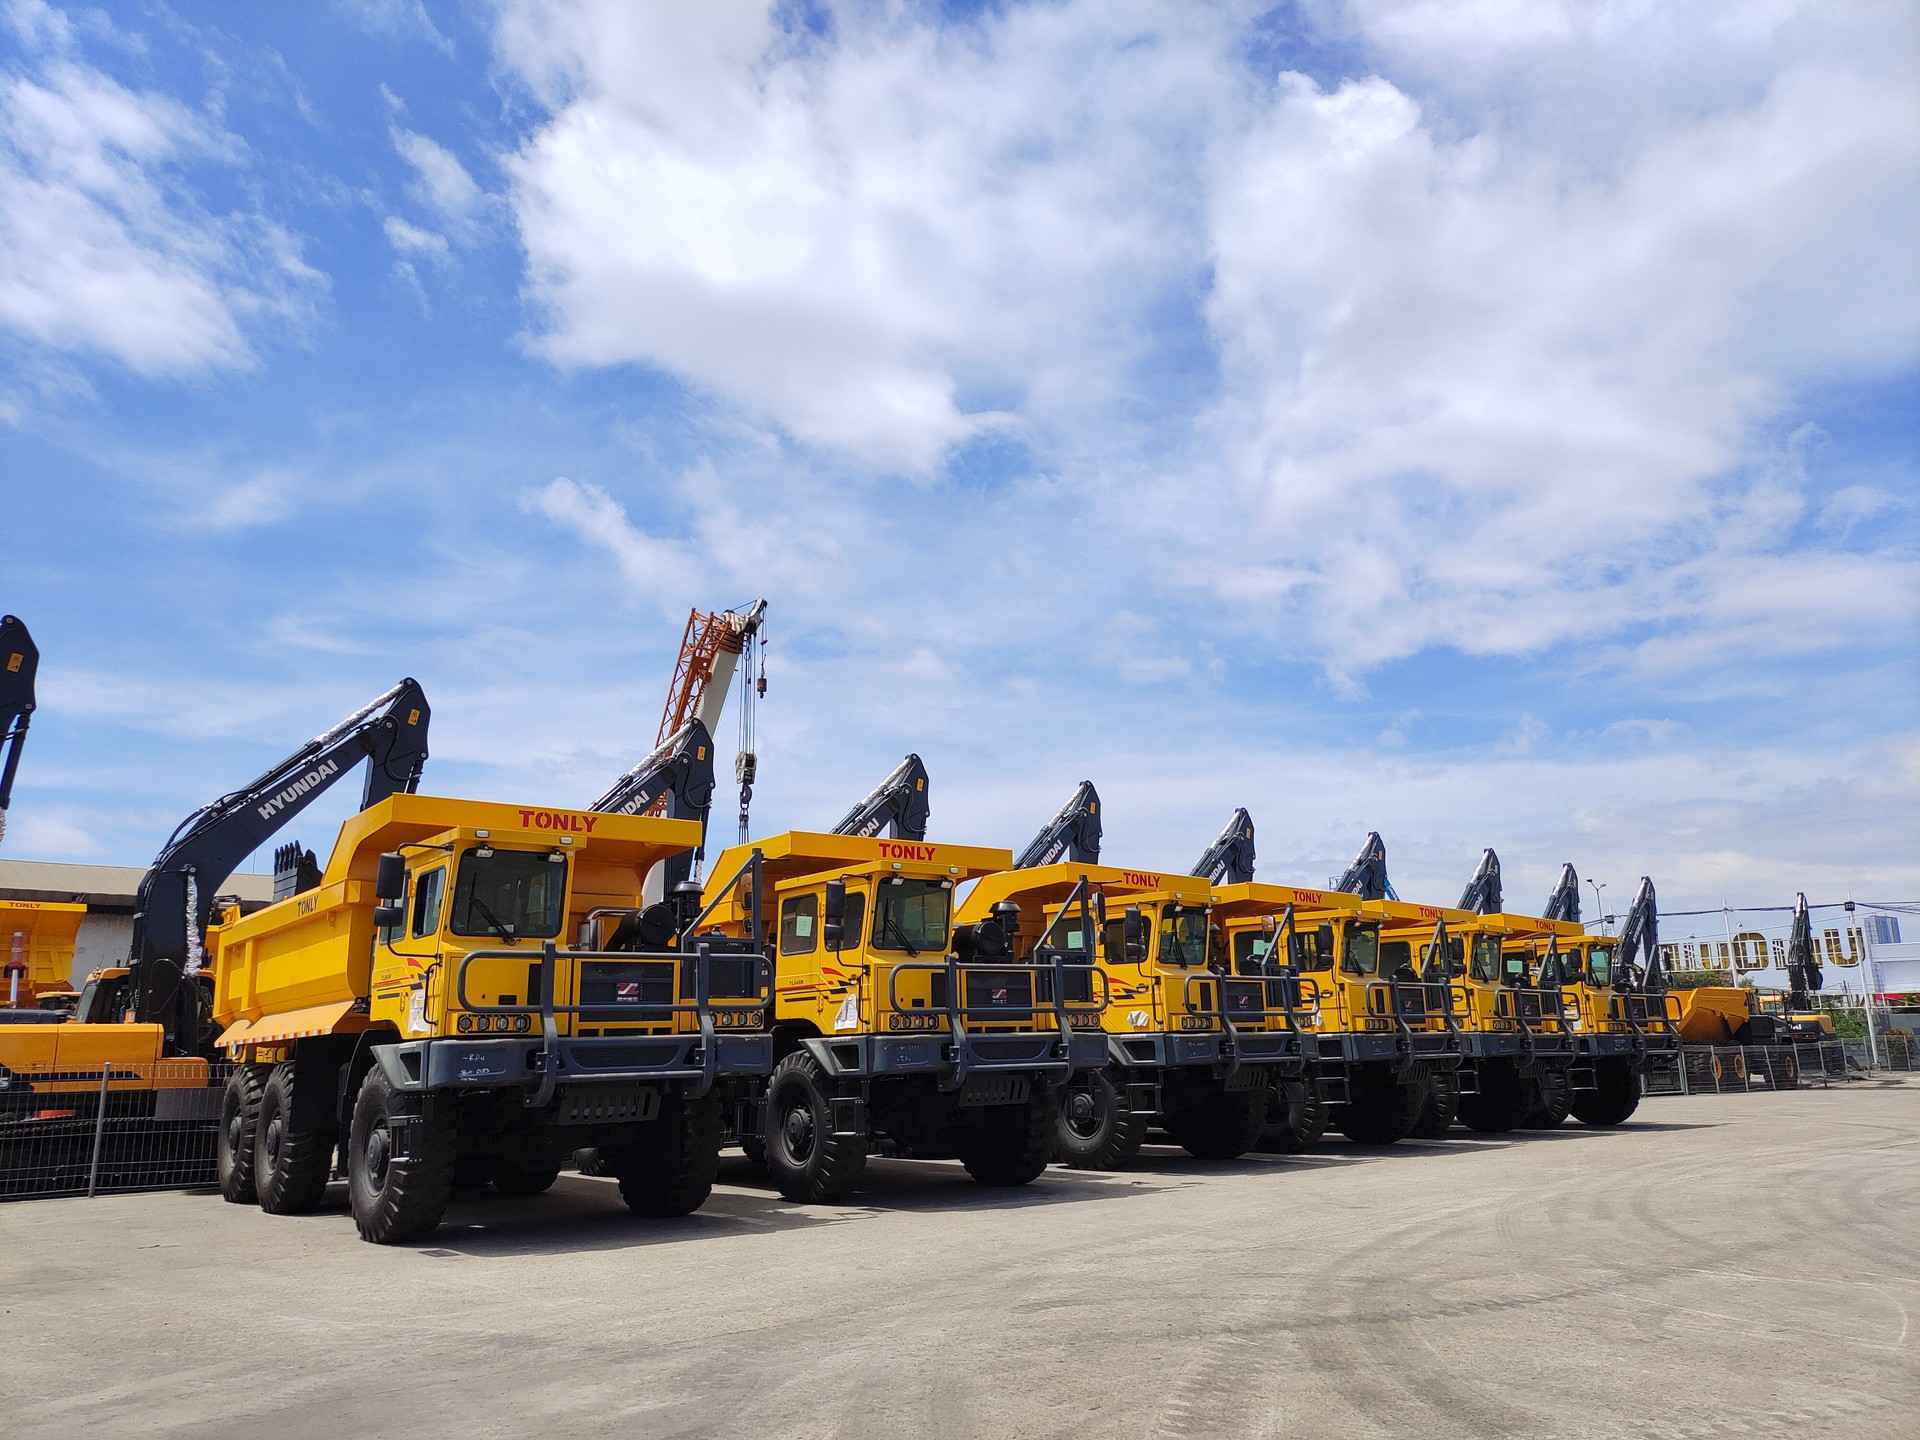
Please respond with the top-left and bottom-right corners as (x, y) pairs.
(956, 861), (1300, 1168)
(2, 898), (85, 1011)
(210, 793), (772, 1243)
(700, 830), (1100, 1202)
(1210, 884), (1460, 1146)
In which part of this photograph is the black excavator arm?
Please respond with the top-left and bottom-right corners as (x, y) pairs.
(1785, 891), (1823, 1006)
(1613, 876), (1664, 994)
(1015, 781), (1102, 868)
(1542, 863), (1581, 923)
(1190, 808), (1255, 885)
(0, 615), (39, 845)
(588, 718), (718, 889)
(127, 678), (431, 1046)
(833, 754), (930, 841)
(1334, 831), (1398, 902)
(1457, 848), (1503, 915)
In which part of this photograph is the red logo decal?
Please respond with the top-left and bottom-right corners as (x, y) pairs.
(615, 981), (639, 1002)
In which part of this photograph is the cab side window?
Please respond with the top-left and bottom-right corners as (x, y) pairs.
(840, 892), (866, 949)
(781, 893), (819, 955)
(411, 866), (446, 939)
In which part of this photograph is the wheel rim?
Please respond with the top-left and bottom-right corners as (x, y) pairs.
(225, 1108), (245, 1155)
(781, 1101), (816, 1163)
(365, 1125), (391, 1189)
(263, 1113), (283, 1166)
(1064, 1083), (1104, 1140)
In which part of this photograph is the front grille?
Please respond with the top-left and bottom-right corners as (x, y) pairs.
(1223, 979), (1266, 1018)
(579, 960), (675, 1019)
(932, 969), (1035, 1015)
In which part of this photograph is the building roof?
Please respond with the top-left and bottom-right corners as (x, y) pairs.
(0, 859), (277, 910)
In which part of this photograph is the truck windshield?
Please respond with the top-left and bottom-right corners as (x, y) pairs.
(1158, 908), (1208, 967)
(872, 879), (949, 953)
(1587, 945), (1614, 986)
(1342, 923), (1380, 975)
(450, 847), (566, 941)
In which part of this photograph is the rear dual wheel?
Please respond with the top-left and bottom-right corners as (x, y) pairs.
(218, 1065), (268, 1205)
(1261, 1089), (1329, 1153)
(1524, 1067), (1573, 1129)
(1408, 1070), (1461, 1139)
(254, 1063), (334, 1214)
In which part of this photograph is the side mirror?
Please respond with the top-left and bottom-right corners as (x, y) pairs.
(375, 852), (406, 901)
(1090, 891), (1107, 929)
(823, 878), (846, 924)
(373, 903), (404, 930)
(1123, 905), (1147, 963)
(1316, 922), (1335, 956)
(1449, 937), (1465, 966)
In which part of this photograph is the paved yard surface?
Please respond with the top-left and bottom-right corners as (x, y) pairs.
(4, 1082), (1916, 1439)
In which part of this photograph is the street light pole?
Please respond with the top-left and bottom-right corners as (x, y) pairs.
(1588, 879), (1608, 934)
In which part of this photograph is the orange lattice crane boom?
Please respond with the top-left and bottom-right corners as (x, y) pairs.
(658, 600), (767, 747)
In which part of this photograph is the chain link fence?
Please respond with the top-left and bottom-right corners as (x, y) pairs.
(1, 1060), (229, 1201)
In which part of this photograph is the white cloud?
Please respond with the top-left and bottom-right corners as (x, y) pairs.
(382, 213), (448, 261)
(0, 5), (322, 378)
(390, 125), (480, 235)
(494, 0), (1234, 471)
(520, 476), (702, 613)
(336, 0), (453, 56)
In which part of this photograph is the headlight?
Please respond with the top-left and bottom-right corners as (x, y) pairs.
(457, 1013), (474, 1033)
(1179, 1015), (1215, 1031)
(887, 1012), (944, 1031)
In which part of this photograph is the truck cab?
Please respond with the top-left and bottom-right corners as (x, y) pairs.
(699, 831), (1096, 1202)
(1211, 884), (1459, 1146)
(208, 793), (771, 1243)
(959, 863), (1298, 1168)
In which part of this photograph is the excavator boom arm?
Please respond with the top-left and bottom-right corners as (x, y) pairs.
(1542, 863), (1581, 923)
(1458, 848), (1503, 915)
(1016, 781), (1102, 868)
(833, 754), (930, 841)
(1334, 831), (1398, 902)
(129, 677), (431, 1032)
(1190, 808), (1255, 885)
(0, 614), (40, 839)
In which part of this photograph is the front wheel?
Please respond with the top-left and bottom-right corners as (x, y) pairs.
(348, 1067), (456, 1244)
(490, 1158), (561, 1195)
(958, 1085), (1056, 1186)
(608, 1087), (724, 1218)
(1337, 1069), (1427, 1145)
(218, 1065), (267, 1205)
(1524, 1067), (1573, 1129)
(1408, 1070), (1461, 1139)
(1163, 1088), (1269, 1161)
(1571, 1058), (1641, 1126)
(764, 1051), (867, 1203)
(1261, 1088), (1329, 1153)
(1055, 1068), (1147, 1170)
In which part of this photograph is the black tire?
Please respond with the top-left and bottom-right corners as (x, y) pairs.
(1337, 1069), (1427, 1145)
(348, 1066), (457, 1244)
(608, 1086), (724, 1217)
(1163, 1088), (1269, 1161)
(1524, 1067), (1573, 1128)
(764, 1051), (868, 1203)
(573, 1147), (607, 1177)
(489, 1158), (561, 1195)
(740, 1135), (767, 1166)
(1571, 1058), (1641, 1126)
(454, 1155), (494, 1189)
(958, 1086), (1056, 1186)
(1409, 1069), (1461, 1139)
(1055, 1067), (1148, 1170)
(1260, 1088), (1329, 1153)
(218, 1065), (267, 1205)
(1459, 1060), (1532, 1134)
(253, 1062), (334, 1214)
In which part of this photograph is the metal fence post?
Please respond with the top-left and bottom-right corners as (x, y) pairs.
(87, 1063), (111, 1197)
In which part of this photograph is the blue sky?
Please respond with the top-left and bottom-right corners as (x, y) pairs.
(1, 0), (1915, 921)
